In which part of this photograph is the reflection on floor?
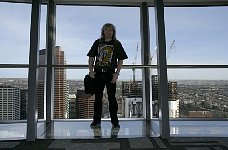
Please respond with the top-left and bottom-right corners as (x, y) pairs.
(1, 120), (228, 149)
(1, 120), (228, 140)
(41, 120), (154, 139)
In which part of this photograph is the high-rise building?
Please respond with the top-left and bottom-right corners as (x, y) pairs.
(122, 81), (142, 98)
(122, 75), (179, 118)
(37, 49), (46, 119)
(37, 81), (45, 119)
(168, 81), (179, 118)
(20, 89), (28, 120)
(75, 90), (95, 119)
(65, 83), (70, 118)
(38, 46), (69, 119)
(152, 75), (159, 117)
(151, 75), (179, 118)
(0, 85), (20, 120)
(53, 46), (68, 119)
(69, 94), (76, 119)
(122, 81), (143, 118)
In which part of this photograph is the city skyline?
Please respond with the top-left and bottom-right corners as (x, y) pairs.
(1, 78), (228, 120)
(0, 3), (228, 80)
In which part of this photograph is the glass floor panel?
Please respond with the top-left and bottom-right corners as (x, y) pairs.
(0, 122), (44, 140)
(41, 120), (151, 139)
(170, 120), (228, 137)
(1, 120), (228, 140)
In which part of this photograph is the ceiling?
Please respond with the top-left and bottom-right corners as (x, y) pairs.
(1, 0), (228, 6)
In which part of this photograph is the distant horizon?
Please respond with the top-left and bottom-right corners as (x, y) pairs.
(1, 77), (228, 81)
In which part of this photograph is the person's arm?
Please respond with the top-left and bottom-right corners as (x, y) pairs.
(111, 59), (123, 83)
(115, 59), (123, 75)
(88, 57), (95, 78)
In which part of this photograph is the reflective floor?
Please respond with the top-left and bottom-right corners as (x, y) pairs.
(169, 120), (228, 137)
(40, 120), (154, 139)
(1, 120), (228, 140)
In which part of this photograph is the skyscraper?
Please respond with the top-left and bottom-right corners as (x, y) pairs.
(121, 75), (179, 118)
(38, 46), (69, 119)
(75, 90), (95, 119)
(37, 49), (46, 119)
(168, 81), (179, 118)
(122, 81), (142, 98)
(53, 46), (68, 119)
(152, 75), (159, 117)
(0, 85), (20, 120)
(122, 81), (143, 118)
(69, 94), (76, 119)
(20, 89), (28, 120)
(152, 75), (179, 118)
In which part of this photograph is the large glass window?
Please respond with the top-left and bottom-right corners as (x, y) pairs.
(168, 68), (228, 118)
(0, 2), (31, 64)
(164, 7), (228, 119)
(56, 6), (140, 65)
(0, 3), (30, 121)
(55, 6), (142, 119)
(149, 6), (228, 119)
(52, 68), (144, 119)
(165, 7), (228, 65)
(0, 3), (47, 121)
(149, 7), (157, 65)
(0, 69), (28, 121)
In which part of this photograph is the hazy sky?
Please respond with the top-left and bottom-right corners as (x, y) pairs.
(0, 2), (228, 80)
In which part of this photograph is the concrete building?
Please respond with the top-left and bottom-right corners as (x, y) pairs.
(122, 81), (143, 118)
(38, 46), (69, 119)
(69, 94), (76, 119)
(0, 86), (20, 120)
(76, 90), (95, 119)
(20, 89), (28, 120)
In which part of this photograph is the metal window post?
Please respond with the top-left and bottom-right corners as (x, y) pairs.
(46, 0), (56, 124)
(27, 0), (41, 142)
(140, 2), (152, 137)
(154, 0), (170, 139)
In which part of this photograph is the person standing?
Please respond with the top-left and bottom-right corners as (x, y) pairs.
(87, 23), (128, 128)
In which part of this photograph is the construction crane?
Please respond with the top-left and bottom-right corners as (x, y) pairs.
(132, 42), (139, 82)
(150, 47), (156, 63)
(151, 40), (175, 63)
(166, 40), (175, 60)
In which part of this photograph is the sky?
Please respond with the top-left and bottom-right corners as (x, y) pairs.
(0, 2), (228, 80)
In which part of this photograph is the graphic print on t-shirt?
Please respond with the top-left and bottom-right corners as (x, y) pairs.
(96, 44), (114, 67)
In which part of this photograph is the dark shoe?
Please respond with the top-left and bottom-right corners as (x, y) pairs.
(111, 127), (120, 138)
(112, 123), (120, 128)
(90, 122), (101, 128)
(93, 128), (102, 138)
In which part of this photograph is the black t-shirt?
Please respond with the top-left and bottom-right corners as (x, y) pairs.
(87, 39), (128, 70)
